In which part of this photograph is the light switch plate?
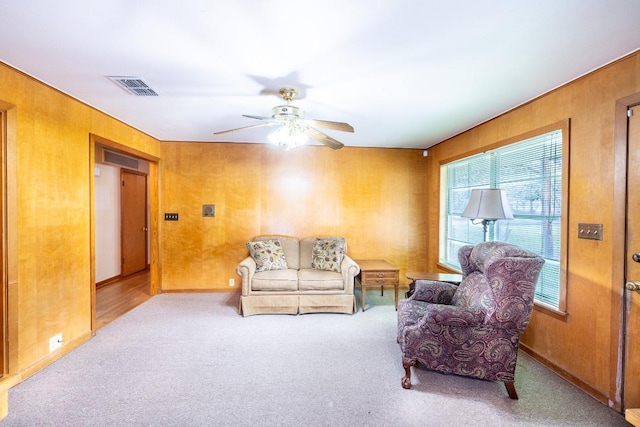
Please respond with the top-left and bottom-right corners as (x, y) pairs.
(578, 223), (603, 240)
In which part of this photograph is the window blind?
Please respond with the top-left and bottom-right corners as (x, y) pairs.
(440, 129), (563, 308)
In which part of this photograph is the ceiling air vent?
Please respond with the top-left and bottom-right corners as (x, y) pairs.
(107, 76), (159, 96)
(102, 149), (140, 170)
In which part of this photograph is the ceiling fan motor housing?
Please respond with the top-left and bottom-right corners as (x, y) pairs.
(272, 105), (304, 119)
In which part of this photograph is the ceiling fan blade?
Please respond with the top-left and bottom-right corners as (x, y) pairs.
(304, 118), (354, 133)
(305, 127), (344, 150)
(213, 122), (278, 135)
(242, 114), (274, 121)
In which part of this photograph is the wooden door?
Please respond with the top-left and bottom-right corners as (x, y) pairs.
(624, 105), (640, 409)
(121, 170), (147, 277)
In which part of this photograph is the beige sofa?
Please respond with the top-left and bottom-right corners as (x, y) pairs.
(236, 235), (360, 316)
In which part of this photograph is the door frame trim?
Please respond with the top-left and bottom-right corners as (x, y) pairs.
(89, 134), (160, 334)
(612, 93), (640, 411)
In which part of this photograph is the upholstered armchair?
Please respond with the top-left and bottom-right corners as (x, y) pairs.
(397, 241), (544, 399)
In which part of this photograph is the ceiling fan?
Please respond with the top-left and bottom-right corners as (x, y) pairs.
(213, 87), (354, 149)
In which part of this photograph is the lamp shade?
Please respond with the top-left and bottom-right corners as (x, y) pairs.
(461, 189), (514, 220)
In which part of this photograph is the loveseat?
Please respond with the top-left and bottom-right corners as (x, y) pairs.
(236, 235), (360, 316)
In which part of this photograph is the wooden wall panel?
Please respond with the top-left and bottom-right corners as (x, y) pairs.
(159, 142), (429, 291)
(424, 53), (640, 405)
(0, 62), (160, 375)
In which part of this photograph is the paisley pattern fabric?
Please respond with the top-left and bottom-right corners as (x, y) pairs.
(398, 242), (544, 383)
(412, 281), (457, 304)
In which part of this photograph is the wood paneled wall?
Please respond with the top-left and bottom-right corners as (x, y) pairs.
(424, 53), (640, 406)
(159, 142), (429, 291)
(0, 62), (160, 377)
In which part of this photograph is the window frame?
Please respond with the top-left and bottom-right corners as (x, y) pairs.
(438, 120), (570, 317)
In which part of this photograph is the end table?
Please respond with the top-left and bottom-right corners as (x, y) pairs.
(355, 260), (399, 311)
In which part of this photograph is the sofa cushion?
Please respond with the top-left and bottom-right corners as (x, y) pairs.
(299, 236), (346, 269)
(298, 269), (344, 290)
(246, 239), (288, 272)
(251, 269), (299, 291)
(254, 235), (300, 270)
(311, 238), (346, 272)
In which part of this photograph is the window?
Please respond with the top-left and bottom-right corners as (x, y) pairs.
(439, 122), (568, 313)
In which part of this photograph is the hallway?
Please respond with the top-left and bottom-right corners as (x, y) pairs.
(96, 269), (151, 330)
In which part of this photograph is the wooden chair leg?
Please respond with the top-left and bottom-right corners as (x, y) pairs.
(504, 381), (518, 399)
(402, 359), (416, 389)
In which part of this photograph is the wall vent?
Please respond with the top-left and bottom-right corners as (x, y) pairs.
(107, 76), (159, 96)
(102, 149), (140, 170)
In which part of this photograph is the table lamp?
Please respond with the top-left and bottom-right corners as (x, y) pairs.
(461, 189), (514, 241)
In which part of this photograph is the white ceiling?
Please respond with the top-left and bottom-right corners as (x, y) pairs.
(2, 1), (640, 149)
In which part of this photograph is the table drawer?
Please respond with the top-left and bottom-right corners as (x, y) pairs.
(361, 271), (398, 285)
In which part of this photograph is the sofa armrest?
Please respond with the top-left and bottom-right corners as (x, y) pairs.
(236, 256), (256, 296)
(341, 255), (360, 294)
(422, 304), (485, 327)
(411, 280), (457, 304)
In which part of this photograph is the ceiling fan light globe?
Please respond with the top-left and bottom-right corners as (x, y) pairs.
(293, 132), (309, 146)
(268, 123), (308, 148)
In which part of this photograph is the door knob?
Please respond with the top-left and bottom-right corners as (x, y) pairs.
(626, 281), (640, 291)
(633, 253), (640, 263)
(142, 227), (148, 231)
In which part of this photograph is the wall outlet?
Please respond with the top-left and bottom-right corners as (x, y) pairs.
(49, 333), (63, 352)
(229, 278), (235, 287)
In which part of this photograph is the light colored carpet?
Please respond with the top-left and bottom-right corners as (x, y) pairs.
(0, 290), (630, 426)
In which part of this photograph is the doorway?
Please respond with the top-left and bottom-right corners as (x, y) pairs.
(90, 135), (159, 332)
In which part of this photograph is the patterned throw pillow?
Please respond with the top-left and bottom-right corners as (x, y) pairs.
(311, 238), (346, 272)
(246, 239), (288, 272)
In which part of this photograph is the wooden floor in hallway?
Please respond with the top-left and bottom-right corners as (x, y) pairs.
(96, 269), (151, 330)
